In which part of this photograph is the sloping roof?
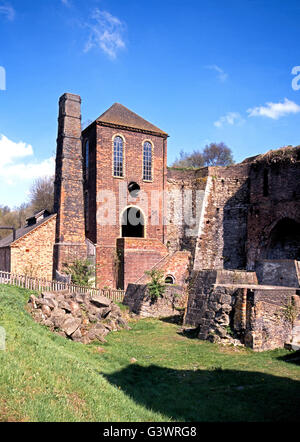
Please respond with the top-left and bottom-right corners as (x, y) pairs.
(96, 103), (168, 136)
(26, 209), (50, 223)
(0, 214), (56, 248)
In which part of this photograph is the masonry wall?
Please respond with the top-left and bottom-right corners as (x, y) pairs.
(82, 122), (97, 244)
(185, 269), (297, 351)
(193, 164), (250, 271)
(10, 216), (57, 279)
(255, 259), (300, 287)
(53, 93), (87, 276)
(166, 168), (208, 258)
(246, 147), (300, 269)
(136, 250), (192, 286)
(117, 238), (169, 289)
(244, 288), (297, 351)
(185, 270), (257, 329)
(123, 283), (186, 318)
(92, 123), (168, 288)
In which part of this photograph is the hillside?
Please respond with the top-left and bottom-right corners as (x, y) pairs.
(0, 284), (299, 422)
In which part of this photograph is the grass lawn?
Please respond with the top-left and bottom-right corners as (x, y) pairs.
(0, 284), (299, 422)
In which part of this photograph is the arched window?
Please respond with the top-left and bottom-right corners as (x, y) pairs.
(113, 136), (124, 177)
(165, 275), (175, 284)
(143, 141), (152, 181)
(85, 139), (89, 179)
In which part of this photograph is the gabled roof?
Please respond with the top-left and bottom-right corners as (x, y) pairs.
(0, 213), (56, 248)
(96, 103), (168, 137)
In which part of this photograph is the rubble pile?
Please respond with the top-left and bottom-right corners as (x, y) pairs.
(28, 291), (130, 344)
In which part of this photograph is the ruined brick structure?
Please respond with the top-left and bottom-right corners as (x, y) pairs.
(0, 92), (299, 351)
(50, 94), (300, 295)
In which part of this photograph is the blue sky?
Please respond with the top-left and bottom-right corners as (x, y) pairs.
(0, 0), (300, 207)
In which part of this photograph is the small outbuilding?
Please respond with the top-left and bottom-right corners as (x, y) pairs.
(0, 210), (57, 279)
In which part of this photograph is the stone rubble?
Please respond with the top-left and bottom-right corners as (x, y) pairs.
(27, 290), (130, 344)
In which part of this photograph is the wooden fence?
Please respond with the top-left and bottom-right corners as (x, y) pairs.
(0, 271), (125, 303)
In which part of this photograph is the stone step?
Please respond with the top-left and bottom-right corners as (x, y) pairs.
(284, 342), (300, 351)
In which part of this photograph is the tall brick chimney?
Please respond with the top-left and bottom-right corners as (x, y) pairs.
(53, 93), (87, 277)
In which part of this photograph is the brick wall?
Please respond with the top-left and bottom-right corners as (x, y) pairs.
(137, 250), (192, 286)
(10, 215), (56, 279)
(82, 122), (97, 244)
(193, 164), (250, 270)
(53, 93), (87, 275)
(166, 168), (208, 258)
(185, 269), (297, 351)
(244, 288), (297, 351)
(117, 237), (169, 289)
(246, 147), (300, 268)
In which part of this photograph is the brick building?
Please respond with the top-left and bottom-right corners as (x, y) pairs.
(0, 210), (56, 279)
(0, 92), (299, 350)
(80, 100), (168, 289)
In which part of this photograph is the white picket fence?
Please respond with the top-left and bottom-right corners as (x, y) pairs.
(0, 271), (125, 303)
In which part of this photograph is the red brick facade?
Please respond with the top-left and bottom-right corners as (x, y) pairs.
(53, 93), (87, 276)
(82, 111), (168, 288)
(117, 238), (169, 289)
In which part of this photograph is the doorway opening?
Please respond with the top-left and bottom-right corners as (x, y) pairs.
(121, 207), (145, 238)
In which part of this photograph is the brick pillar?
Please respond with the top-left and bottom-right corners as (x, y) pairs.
(53, 93), (87, 276)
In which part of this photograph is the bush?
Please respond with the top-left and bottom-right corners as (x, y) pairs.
(145, 269), (166, 301)
(63, 259), (95, 287)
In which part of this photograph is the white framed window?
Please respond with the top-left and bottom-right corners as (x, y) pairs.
(143, 141), (153, 181)
(113, 135), (124, 177)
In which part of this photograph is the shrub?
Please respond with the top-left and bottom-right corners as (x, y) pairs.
(282, 297), (300, 327)
(63, 259), (95, 287)
(145, 269), (166, 301)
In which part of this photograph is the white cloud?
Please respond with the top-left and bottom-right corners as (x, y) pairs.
(0, 2), (15, 21)
(214, 112), (244, 128)
(205, 65), (228, 82)
(0, 134), (55, 184)
(0, 135), (33, 166)
(84, 9), (126, 59)
(247, 98), (300, 120)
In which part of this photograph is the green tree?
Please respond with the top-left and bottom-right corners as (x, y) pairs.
(145, 269), (166, 301)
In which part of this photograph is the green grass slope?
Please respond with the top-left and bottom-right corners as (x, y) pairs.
(0, 284), (299, 422)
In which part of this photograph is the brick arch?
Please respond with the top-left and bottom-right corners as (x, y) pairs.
(247, 208), (300, 269)
(262, 217), (300, 260)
